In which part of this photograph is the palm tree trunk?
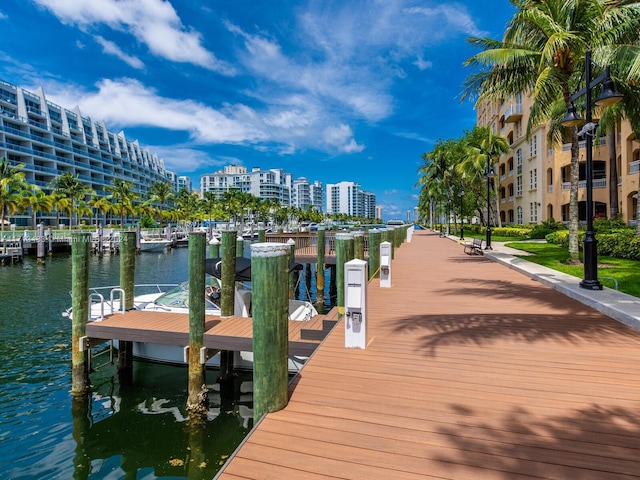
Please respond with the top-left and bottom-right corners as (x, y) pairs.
(568, 131), (580, 264)
(608, 128), (619, 219)
(636, 186), (640, 236)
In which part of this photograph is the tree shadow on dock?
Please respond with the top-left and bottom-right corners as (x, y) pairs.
(390, 312), (640, 356)
(432, 402), (640, 479)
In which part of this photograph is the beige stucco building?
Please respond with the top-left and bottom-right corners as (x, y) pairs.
(477, 94), (639, 226)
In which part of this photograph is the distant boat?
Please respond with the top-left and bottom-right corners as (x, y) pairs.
(139, 237), (171, 252)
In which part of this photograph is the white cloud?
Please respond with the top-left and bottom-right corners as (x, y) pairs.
(32, 0), (234, 73)
(0, 11), (7, 20)
(41, 77), (363, 154)
(94, 35), (144, 69)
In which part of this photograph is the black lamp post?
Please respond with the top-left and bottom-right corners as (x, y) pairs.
(484, 155), (495, 250)
(561, 50), (623, 290)
(459, 186), (465, 240)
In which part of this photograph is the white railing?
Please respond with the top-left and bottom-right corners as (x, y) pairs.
(562, 179), (606, 190)
(548, 185), (553, 193)
(629, 160), (640, 174)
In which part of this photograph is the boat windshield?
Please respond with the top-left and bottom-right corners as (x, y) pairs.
(154, 282), (218, 309)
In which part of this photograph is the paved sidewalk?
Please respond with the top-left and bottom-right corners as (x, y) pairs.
(448, 233), (640, 331)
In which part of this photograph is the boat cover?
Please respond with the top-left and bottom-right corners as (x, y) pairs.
(205, 258), (303, 282)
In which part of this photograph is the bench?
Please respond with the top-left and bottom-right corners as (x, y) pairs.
(463, 238), (483, 255)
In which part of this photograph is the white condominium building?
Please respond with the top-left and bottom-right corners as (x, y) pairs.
(292, 177), (324, 211)
(200, 164), (293, 205)
(0, 79), (175, 226)
(326, 181), (376, 218)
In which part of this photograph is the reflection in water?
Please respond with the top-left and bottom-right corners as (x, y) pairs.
(71, 361), (253, 479)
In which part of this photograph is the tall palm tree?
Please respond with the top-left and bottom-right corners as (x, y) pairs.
(22, 188), (54, 227)
(105, 179), (138, 227)
(89, 195), (113, 226)
(148, 181), (174, 225)
(49, 172), (93, 229)
(0, 157), (28, 232)
(462, 0), (640, 262)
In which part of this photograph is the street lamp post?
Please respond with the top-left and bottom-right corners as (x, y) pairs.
(459, 186), (465, 241)
(561, 50), (623, 291)
(484, 155), (495, 250)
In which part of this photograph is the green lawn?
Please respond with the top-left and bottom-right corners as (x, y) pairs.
(505, 241), (640, 298)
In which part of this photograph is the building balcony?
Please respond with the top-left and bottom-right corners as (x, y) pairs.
(561, 178), (607, 190)
(629, 160), (640, 175)
(504, 103), (523, 123)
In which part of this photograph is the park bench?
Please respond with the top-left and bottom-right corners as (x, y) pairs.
(463, 237), (483, 255)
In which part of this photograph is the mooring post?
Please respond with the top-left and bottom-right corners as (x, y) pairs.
(97, 223), (104, 257)
(335, 233), (354, 318)
(368, 228), (381, 279)
(117, 231), (135, 384)
(221, 231), (236, 317)
(287, 238), (296, 299)
(316, 227), (326, 300)
(250, 242), (290, 421)
(258, 228), (266, 243)
(187, 232), (208, 415)
(71, 233), (91, 396)
(236, 234), (244, 258)
(37, 223), (45, 264)
(208, 236), (220, 259)
(135, 223), (141, 253)
(47, 226), (53, 256)
(354, 231), (365, 260)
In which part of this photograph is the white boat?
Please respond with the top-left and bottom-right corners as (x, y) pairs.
(65, 258), (318, 372)
(139, 237), (172, 252)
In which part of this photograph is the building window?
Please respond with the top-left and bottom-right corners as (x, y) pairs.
(516, 176), (522, 196)
(529, 169), (537, 190)
(516, 149), (522, 174)
(529, 134), (537, 157)
(530, 202), (538, 222)
(517, 206), (523, 224)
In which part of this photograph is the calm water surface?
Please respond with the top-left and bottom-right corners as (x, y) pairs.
(0, 247), (330, 479)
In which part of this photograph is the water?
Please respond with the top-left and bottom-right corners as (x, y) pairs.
(0, 248), (333, 479)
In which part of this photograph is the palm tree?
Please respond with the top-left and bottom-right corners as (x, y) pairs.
(462, 0), (640, 262)
(148, 181), (174, 225)
(0, 157), (28, 232)
(89, 195), (113, 226)
(22, 188), (54, 227)
(105, 179), (138, 227)
(49, 172), (93, 229)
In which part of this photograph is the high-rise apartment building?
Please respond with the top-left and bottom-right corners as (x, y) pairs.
(0, 79), (174, 226)
(200, 165), (293, 205)
(326, 181), (376, 218)
(292, 177), (324, 211)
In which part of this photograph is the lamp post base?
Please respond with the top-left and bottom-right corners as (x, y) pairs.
(579, 279), (603, 290)
(485, 227), (492, 250)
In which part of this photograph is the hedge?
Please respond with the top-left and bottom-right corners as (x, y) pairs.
(546, 230), (640, 261)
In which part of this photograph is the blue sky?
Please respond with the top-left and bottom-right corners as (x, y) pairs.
(0, 0), (514, 220)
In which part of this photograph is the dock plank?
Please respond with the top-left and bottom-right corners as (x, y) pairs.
(216, 230), (640, 480)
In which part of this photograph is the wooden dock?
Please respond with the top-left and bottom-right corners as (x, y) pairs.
(216, 229), (640, 479)
(85, 309), (339, 357)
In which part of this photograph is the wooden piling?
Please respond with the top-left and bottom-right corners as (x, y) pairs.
(335, 233), (354, 318)
(258, 228), (266, 243)
(236, 235), (244, 258)
(71, 232), (91, 396)
(97, 223), (104, 257)
(250, 242), (290, 421)
(118, 231), (135, 383)
(287, 238), (295, 299)
(316, 228), (325, 295)
(354, 231), (364, 260)
(187, 232), (208, 414)
(135, 223), (141, 253)
(221, 231), (236, 317)
(37, 223), (45, 264)
(368, 228), (381, 279)
(47, 227), (53, 256)
(208, 236), (220, 259)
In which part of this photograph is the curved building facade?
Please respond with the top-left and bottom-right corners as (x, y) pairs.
(0, 79), (174, 226)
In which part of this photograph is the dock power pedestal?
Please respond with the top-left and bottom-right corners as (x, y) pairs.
(344, 259), (368, 349)
(380, 241), (392, 288)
